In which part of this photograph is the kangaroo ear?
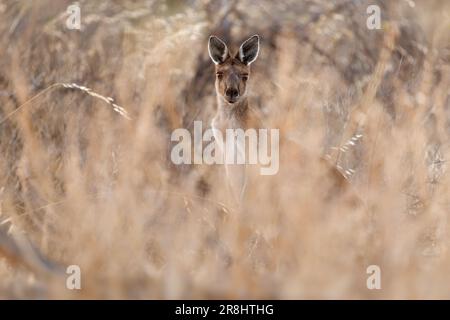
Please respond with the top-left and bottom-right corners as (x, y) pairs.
(238, 35), (260, 65)
(208, 36), (229, 65)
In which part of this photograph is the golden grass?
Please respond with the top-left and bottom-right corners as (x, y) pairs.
(0, 0), (449, 299)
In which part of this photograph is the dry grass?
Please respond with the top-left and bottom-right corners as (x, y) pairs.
(0, 0), (449, 299)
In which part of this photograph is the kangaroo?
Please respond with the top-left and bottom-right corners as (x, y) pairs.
(208, 35), (261, 204)
(207, 35), (361, 208)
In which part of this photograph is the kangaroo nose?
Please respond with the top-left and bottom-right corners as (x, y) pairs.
(225, 88), (239, 99)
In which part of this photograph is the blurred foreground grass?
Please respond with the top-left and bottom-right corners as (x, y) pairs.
(0, 0), (449, 299)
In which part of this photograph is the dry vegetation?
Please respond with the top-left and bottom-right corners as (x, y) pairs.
(0, 0), (449, 299)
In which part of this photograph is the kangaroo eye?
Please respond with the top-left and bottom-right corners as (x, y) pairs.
(216, 73), (223, 79)
(242, 74), (249, 81)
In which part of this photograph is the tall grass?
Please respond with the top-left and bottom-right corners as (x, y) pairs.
(0, 0), (449, 299)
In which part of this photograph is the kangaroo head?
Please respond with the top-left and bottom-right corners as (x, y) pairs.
(208, 35), (259, 105)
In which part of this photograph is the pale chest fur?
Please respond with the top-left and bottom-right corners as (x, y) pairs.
(210, 100), (253, 204)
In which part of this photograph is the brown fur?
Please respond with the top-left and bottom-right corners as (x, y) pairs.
(208, 35), (261, 203)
